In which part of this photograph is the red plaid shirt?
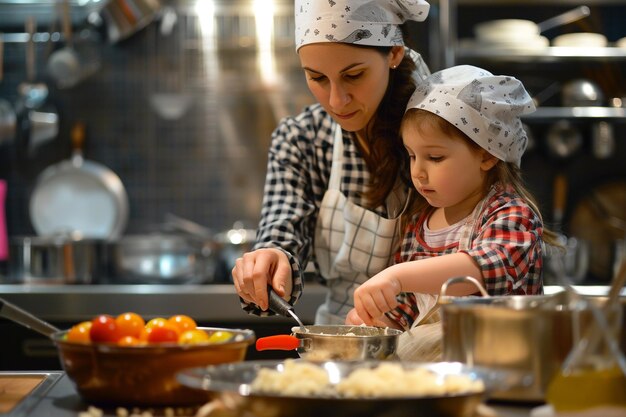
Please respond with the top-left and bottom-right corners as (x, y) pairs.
(388, 185), (544, 329)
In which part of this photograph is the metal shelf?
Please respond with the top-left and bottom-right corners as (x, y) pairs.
(522, 106), (626, 120)
(456, 45), (626, 63)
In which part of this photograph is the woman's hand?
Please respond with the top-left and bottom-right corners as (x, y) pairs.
(353, 272), (401, 326)
(232, 248), (292, 311)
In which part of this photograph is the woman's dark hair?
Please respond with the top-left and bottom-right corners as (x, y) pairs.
(356, 45), (417, 209)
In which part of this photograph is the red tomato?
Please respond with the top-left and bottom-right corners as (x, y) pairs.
(89, 314), (121, 343)
(167, 315), (197, 334)
(147, 322), (180, 344)
(116, 312), (145, 339)
(66, 321), (92, 343)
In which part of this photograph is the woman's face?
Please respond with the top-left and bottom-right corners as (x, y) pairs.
(298, 43), (404, 133)
(402, 119), (498, 218)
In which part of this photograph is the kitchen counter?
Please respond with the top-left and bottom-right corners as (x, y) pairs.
(0, 283), (621, 324)
(1, 370), (538, 417)
(0, 283), (328, 324)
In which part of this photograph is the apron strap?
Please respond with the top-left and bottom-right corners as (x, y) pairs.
(328, 126), (344, 191)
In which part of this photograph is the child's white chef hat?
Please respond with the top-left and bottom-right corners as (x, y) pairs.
(406, 65), (536, 167)
(295, 0), (430, 51)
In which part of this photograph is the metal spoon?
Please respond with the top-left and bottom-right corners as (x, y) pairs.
(0, 297), (60, 338)
(267, 285), (306, 329)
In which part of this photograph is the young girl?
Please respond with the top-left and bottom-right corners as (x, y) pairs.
(348, 66), (553, 347)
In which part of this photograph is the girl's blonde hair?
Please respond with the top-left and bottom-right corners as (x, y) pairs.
(401, 109), (561, 247)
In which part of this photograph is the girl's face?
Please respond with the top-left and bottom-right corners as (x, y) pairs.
(298, 43), (404, 134)
(402, 119), (498, 218)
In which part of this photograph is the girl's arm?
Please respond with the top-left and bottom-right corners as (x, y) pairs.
(353, 252), (482, 325)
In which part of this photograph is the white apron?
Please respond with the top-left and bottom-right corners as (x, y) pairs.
(313, 126), (408, 324)
(396, 188), (497, 362)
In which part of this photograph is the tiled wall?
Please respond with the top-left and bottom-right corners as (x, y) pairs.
(0, 1), (624, 284)
(0, 4), (313, 237)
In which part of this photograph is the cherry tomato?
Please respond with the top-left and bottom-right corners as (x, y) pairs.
(89, 315), (121, 343)
(117, 336), (145, 346)
(167, 315), (197, 334)
(208, 331), (233, 344)
(116, 312), (145, 339)
(66, 321), (92, 343)
(178, 329), (210, 345)
(145, 317), (168, 329)
(138, 327), (150, 342)
(147, 322), (180, 344)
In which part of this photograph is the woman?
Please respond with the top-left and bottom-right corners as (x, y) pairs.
(232, 0), (431, 324)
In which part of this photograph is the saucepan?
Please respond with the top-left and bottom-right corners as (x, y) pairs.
(0, 297), (256, 406)
(29, 121), (128, 240)
(177, 360), (530, 417)
(255, 288), (402, 360)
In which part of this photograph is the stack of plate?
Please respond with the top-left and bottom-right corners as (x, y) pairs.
(473, 19), (549, 50)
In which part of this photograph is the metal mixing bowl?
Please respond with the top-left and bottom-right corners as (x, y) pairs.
(177, 360), (527, 417)
(52, 326), (255, 406)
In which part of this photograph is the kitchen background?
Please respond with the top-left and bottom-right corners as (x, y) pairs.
(0, 0), (625, 284)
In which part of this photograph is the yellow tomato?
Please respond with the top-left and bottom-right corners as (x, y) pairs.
(207, 331), (233, 344)
(178, 329), (210, 345)
(145, 317), (168, 329)
(167, 315), (197, 334)
(66, 321), (92, 343)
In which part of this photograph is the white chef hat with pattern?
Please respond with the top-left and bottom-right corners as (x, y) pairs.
(405, 65), (536, 167)
(295, 0), (430, 51)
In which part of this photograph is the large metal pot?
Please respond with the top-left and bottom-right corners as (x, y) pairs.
(106, 233), (218, 284)
(440, 278), (626, 402)
(7, 235), (105, 284)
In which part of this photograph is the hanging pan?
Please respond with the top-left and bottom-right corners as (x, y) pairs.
(29, 121), (128, 240)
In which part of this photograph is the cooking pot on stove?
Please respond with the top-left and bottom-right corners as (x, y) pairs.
(7, 235), (105, 284)
(105, 233), (218, 284)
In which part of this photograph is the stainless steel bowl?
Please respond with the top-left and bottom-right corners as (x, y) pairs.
(106, 234), (218, 284)
(177, 360), (528, 417)
(256, 325), (403, 361)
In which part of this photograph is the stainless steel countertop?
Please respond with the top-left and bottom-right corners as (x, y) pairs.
(1, 370), (537, 417)
(0, 283), (327, 324)
(0, 283), (621, 324)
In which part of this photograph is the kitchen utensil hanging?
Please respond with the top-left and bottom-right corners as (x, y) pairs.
(29, 121), (129, 240)
(14, 17), (59, 158)
(46, 0), (101, 89)
(0, 34), (16, 147)
(148, 10), (192, 121)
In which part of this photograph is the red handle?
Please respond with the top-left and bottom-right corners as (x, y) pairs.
(256, 335), (301, 351)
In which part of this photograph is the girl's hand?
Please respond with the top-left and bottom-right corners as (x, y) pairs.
(232, 248), (292, 311)
(345, 307), (402, 329)
(353, 273), (401, 326)
(345, 308), (366, 325)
